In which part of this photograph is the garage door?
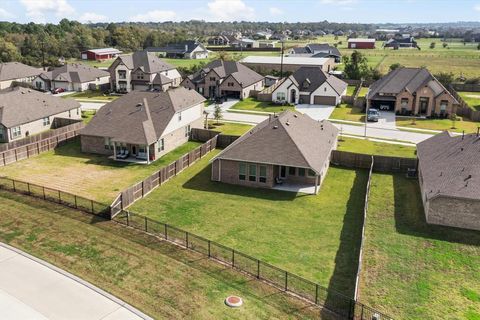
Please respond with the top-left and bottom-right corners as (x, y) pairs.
(299, 94), (310, 104)
(313, 96), (337, 105)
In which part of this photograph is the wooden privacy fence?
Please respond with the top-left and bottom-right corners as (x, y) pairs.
(191, 128), (240, 148)
(449, 85), (480, 122)
(110, 136), (218, 218)
(331, 150), (417, 173)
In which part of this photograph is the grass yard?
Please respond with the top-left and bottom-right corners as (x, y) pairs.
(357, 87), (369, 98)
(346, 85), (357, 96)
(81, 110), (96, 124)
(396, 117), (480, 133)
(0, 190), (328, 320)
(329, 104), (364, 122)
(130, 151), (367, 297)
(230, 97), (295, 113)
(63, 90), (119, 102)
(163, 57), (211, 69)
(337, 137), (416, 158)
(458, 92), (480, 111)
(359, 173), (480, 319)
(207, 121), (253, 136)
(0, 140), (202, 203)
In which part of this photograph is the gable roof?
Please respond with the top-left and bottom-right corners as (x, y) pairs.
(83, 48), (122, 55)
(0, 62), (42, 82)
(213, 110), (338, 174)
(80, 87), (205, 145)
(188, 60), (264, 88)
(0, 87), (80, 128)
(38, 63), (109, 83)
(111, 51), (175, 74)
(417, 131), (480, 201)
(145, 41), (206, 54)
(286, 66), (347, 94)
(152, 73), (173, 85)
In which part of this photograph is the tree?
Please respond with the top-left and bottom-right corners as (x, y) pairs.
(389, 63), (403, 71)
(477, 43), (480, 50)
(216, 51), (232, 61)
(434, 72), (455, 87)
(0, 38), (21, 62)
(451, 113), (457, 129)
(442, 42), (448, 48)
(429, 42), (436, 49)
(343, 51), (369, 80)
(213, 103), (223, 124)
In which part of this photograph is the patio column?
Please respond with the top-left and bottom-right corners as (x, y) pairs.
(146, 144), (150, 165)
(113, 142), (117, 160)
(314, 175), (319, 194)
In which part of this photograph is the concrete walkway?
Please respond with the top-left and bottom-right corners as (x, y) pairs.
(0, 243), (151, 320)
(80, 101), (106, 111)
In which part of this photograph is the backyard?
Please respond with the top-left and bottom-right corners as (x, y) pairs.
(0, 140), (203, 203)
(0, 189), (327, 319)
(359, 173), (480, 319)
(337, 137), (416, 158)
(130, 151), (367, 297)
(63, 90), (119, 102)
(230, 98), (295, 113)
(458, 91), (480, 111)
(207, 121), (253, 135)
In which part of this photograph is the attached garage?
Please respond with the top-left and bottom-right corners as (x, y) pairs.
(222, 90), (241, 99)
(370, 97), (396, 111)
(313, 95), (337, 105)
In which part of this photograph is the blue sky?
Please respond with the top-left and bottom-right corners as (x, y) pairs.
(1, 0), (479, 24)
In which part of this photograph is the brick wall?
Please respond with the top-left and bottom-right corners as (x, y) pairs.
(427, 196), (480, 231)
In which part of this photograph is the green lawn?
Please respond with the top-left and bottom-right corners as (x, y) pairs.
(81, 110), (96, 124)
(357, 87), (369, 98)
(0, 140), (202, 203)
(458, 92), (480, 111)
(337, 137), (416, 158)
(329, 104), (365, 122)
(163, 58), (211, 69)
(63, 90), (118, 102)
(66, 58), (114, 68)
(131, 151), (367, 296)
(346, 85), (357, 96)
(396, 117), (480, 133)
(207, 121), (253, 135)
(359, 173), (480, 319)
(230, 98), (295, 113)
(0, 190), (326, 320)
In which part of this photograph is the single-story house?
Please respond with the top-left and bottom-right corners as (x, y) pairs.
(0, 87), (81, 143)
(207, 35), (238, 46)
(181, 60), (264, 99)
(145, 41), (209, 59)
(383, 37), (418, 49)
(80, 87), (205, 164)
(288, 43), (341, 63)
(0, 62), (42, 90)
(211, 110), (339, 194)
(81, 48), (122, 61)
(33, 63), (110, 92)
(347, 38), (376, 49)
(417, 131), (480, 231)
(271, 66), (347, 105)
(231, 38), (259, 49)
(367, 67), (458, 117)
(240, 56), (335, 74)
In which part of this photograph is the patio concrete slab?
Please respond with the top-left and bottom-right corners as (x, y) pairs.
(0, 243), (151, 320)
(273, 183), (317, 195)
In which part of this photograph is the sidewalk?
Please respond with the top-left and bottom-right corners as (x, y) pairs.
(0, 242), (151, 320)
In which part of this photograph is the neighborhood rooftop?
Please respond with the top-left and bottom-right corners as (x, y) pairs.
(111, 51), (176, 73)
(188, 60), (264, 87)
(0, 62), (41, 81)
(240, 56), (332, 66)
(38, 63), (110, 83)
(288, 66), (347, 94)
(84, 48), (122, 54)
(145, 41), (202, 54)
(347, 38), (376, 42)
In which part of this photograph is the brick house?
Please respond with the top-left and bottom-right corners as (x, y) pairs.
(80, 87), (205, 164)
(181, 60), (264, 99)
(417, 131), (480, 231)
(367, 67), (459, 117)
(211, 110), (339, 194)
(0, 87), (81, 143)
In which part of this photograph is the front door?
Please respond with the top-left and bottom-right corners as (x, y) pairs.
(132, 146), (136, 155)
(290, 89), (296, 103)
(280, 166), (286, 178)
(419, 97), (429, 114)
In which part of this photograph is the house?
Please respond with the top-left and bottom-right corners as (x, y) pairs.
(240, 56), (335, 74)
(108, 51), (182, 93)
(181, 60), (264, 99)
(367, 67), (458, 117)
(211, 110), (339, 194)
(81, 48), (122, 61)
(288, 44), (341, 63)
(264, 75), (279, 87)
(347, 38), (376, 49)
(33, 63), (110, 92)
(80, 87), (205, 164)
(0, 62), (42, 90)
(145, 41), (209, 59)
(417, 131), (480, 231)
(383, 37), (418, 49)
(271, 67), (347, 105)
(0, 87), (81, 143)
(231, 38), (259, 49)
(208, 35), (237, 46)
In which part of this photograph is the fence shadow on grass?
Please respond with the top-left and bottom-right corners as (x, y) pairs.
(392, 174), (480, 247)
(182, 163), (300, 202)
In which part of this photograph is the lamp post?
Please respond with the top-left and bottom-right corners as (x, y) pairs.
(204, 110), (209, 130)
(362, 78), (368, 137)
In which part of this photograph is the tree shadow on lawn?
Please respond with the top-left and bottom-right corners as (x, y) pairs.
(182, 163), (305, 201)
(392, 174), (480, 247)
(322, 170), (367, 318)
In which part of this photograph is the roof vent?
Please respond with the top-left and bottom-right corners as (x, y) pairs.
(464, 175), (472, 182)
(293, 114), (298, 118)
(136, 103), (143, 107)
(285, 121), (290, 126)
(273, 125), (278, 129)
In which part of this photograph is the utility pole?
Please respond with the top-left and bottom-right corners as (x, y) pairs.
(280, 40), (284, 78)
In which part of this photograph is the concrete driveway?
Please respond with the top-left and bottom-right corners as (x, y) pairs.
(0, 243), (150, 320)
(295, 104), (335, 121)
(368, 110), (397, 129)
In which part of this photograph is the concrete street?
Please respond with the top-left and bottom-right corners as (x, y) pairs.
(0, 243), (150, 320)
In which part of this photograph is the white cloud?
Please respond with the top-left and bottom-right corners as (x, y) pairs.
(129, 10), (176, 22)
(269, 7), (283, 16)
(207, 0), (255, 21)
(319, 0), (357, 5)
(474, 4), (480, 11)
(20, 0), (74, 22)
(79, 12), (108, 23)
(0, 8), (15, 19)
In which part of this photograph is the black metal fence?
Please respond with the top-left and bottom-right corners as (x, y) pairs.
(113, 209), (393, 320)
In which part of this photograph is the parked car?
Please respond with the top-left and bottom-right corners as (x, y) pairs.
(379, 104), (390, 111)
(51, 88), (65, 94)
(367, 108), (380, 122)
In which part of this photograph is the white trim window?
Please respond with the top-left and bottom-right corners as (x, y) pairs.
(178, 112), (182, 122)
(259, 165), (267, 183)
(184, 125), (191, 138)
(12, 126), (21, 138)
(238, 163), (246, 181)
(104, 137), (112, 150)
(42, 117), (50, 126)
(0, 127), (4, 141)
(277, 92), (286, 101)
(248, 164), (257, 182)
(158, 138), (165, 152)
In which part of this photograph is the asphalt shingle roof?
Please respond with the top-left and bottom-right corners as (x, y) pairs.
(188, 60), (263, 88)
(0, 62), (42, 82)
(290, 66), (347, 94)
(39, 63), (109, 83)
(112, 51), (175, 74)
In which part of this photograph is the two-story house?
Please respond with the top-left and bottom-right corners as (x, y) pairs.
(108, 51), (182, 93)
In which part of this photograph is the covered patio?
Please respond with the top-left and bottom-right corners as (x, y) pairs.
(273, 165), (321, 195)
(111, 141), (156, 165)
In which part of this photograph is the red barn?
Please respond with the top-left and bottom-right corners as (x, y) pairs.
(347, 38), (376, 49)
(81, 48), (122, 61)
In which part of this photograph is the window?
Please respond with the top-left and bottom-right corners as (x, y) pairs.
(288, 167), (296, 175)
(249, 164), (257, 182)
(42, 117), (50, 126)
(12, 126), (21, 138)
(184, 125), (191, 138)
(259, 165), (267, 183)
(0, 127), (4, 141)
(228, 82), (234, 87)
(104, 137), (111, 149)
(158, 138), (164, 152)
(401, 98), (408, 107)
(178, 112), (182, 121)
(277, 92), (285, 101)
(210, 77), (216, 81)
(239, 163), (246, 180)
(118, 70), (126, 79)
(308, 169), (316, 177)
(298, 168), (306, 177)
(440, 100), (448, 114)
(68, 110), (71, 118)
(76, 108), (80, 115)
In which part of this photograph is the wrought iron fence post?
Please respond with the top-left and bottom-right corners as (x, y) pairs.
(257, 260), (260, 279)
(208, 240), (211, 257)
(185, 232), (189, 248)
(42, 186), (46, 200)
(74, 195), (77, 209)
(145, 216), (148, 232)
(12, 179), (15, 192)
(315, 284), (319, 304)
(90, 200), (94, 213)
(27, 182), (30, 194)
(126, 212), (130, 226)
(285, 271), (288, 291)
(58, 190), (61, 203)
(164, 224), (168, 240)
(232, 249), (235, 267)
